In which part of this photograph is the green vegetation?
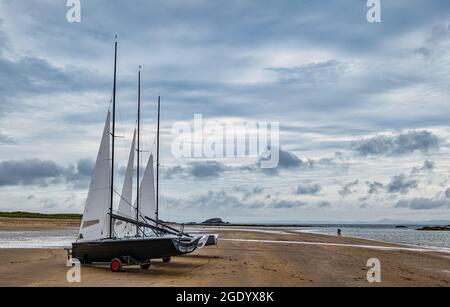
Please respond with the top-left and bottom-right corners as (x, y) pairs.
(0, 211), (82, 220)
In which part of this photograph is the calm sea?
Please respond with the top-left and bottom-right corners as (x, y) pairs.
(303, 225), (450, 250)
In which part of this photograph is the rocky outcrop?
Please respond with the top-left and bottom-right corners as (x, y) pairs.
(416, 225), (450, 231)
(202, 218), (229, 224)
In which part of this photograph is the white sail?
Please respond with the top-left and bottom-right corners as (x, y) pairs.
(136, 154), (157, 224)
(78, 111), (111, 241)
(115, 130), (136, 237)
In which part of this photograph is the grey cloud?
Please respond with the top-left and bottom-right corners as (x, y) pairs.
(0, 55), (94, 109)
(162, 165), (185, 179)
(387, 174), (418, 194)
(339, 180), (359, 197)
(76, 159), (95, 177)
(317, 201), (331, 208)
(411, 160), (434, 173)
(0, 158), (93, 188)
(396, 198), (450, 210)
(445, 188), (450, 198)
(270, 200), (307, 209)
(266, 60), (348, 84)
(415, 20), (450, 60)
(295, 183), (321, 195)
(351, 131), (439, 156)
(233, 185), (265, 201)
(0, 159), (66, 187)
(188, 161), (226, 178)
(275, 148), (304, 169)
(366, 181), (384, 194)
(162, 189), (307, 211)
(0, 132), (14, 144)
(64, 159), (95, 189)
(163, 161), (227, 179)
(259, 148), (313, 176)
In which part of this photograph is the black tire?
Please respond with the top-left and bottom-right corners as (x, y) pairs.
(140, 262), (151, 270)
(110, 258), (123, 272)
(162, 257), (171, 263)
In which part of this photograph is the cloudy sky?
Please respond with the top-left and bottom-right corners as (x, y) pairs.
(1, 0), (450, 223)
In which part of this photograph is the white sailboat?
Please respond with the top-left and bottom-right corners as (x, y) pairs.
(78, 112), (111, 242)
(70, 39), (202, 272)
(115, 130), (136, 238)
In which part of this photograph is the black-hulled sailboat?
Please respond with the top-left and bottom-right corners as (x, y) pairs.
(70, 40), (202, 272)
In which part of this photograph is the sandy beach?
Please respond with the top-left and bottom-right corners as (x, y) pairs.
(0, 218), (449, 287)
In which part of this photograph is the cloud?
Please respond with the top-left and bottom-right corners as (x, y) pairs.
(295, 183), (321, 195)
(414, 20), (450, 60)
(162, 165), (185, 179)
(76, 159), (95, 177)
(0, 159), (66, 187)
(0, 54), (96, 112)
(275, 148), (304, 169)
(0, 131), (14, 144)
(387, 174), (418, 194)
(339, 180), (359, 197)
(270, 200), (307, 209)
(64, 159), (95, 188)
(163, 161), (226, 179)
(233, 185), (265, 201)
(446, 188), (450, 199)
(351, 131), (439, 156)
(162, 189), (307, 211)
(0, 158), (93, 188)
(266, 60), (348, 84)
(188, 161), (226, 178)
(411, 160), (434, 173)
(366, 181), (384, 194)
(317, 201), (331, 208)
(259, 148), (313, 175)
(396, 198), (450, 210)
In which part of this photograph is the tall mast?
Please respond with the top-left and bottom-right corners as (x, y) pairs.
(156, 96), (161, 223)
(136, 66), (141, 236)
(109, 37), (118, 239)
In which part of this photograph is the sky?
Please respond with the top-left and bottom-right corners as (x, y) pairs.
(1, 0), (450, 223)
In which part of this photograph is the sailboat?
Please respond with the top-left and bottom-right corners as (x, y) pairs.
(70, 39), (203, 272)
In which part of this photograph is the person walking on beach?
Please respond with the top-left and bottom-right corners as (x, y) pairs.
(337, 229), (342, 236)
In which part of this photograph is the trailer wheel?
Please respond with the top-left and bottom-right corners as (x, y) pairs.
(162, 257), (171, 263)
(140, 262), (151, 270)
(110, 258), (123, 272)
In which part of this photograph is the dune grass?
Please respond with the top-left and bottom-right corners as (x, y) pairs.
(0, 211), (82, 220)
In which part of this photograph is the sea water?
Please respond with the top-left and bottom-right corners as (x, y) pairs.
(0, 228), (78, 248)
(303, 225), (450, 250)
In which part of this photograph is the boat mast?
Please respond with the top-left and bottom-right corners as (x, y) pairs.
(136, 66), (141, 236)
(109, 37), (118, 239)
(156, 96), (161, 223)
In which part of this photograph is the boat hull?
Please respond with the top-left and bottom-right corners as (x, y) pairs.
(205, 234), (219, 246)
(72, 236), (200, 263)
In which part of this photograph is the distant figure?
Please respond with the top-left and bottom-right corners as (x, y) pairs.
(337, 229), (342, 236)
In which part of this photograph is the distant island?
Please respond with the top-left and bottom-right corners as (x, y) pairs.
(201, 218), (230, 224)
(416, 225), (450, 231)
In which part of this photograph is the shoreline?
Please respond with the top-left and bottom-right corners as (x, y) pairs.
(1, 217), (449, 252)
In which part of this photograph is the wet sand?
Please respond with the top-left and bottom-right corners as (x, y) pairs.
(0, 219), (449, 287)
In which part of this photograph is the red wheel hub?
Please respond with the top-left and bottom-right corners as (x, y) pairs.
(111, 260), (120, 271)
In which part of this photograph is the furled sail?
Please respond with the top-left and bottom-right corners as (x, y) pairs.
(115, 130), (136, 237)
(136, 154), (157, 224)
(78, 111), (111, 241)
